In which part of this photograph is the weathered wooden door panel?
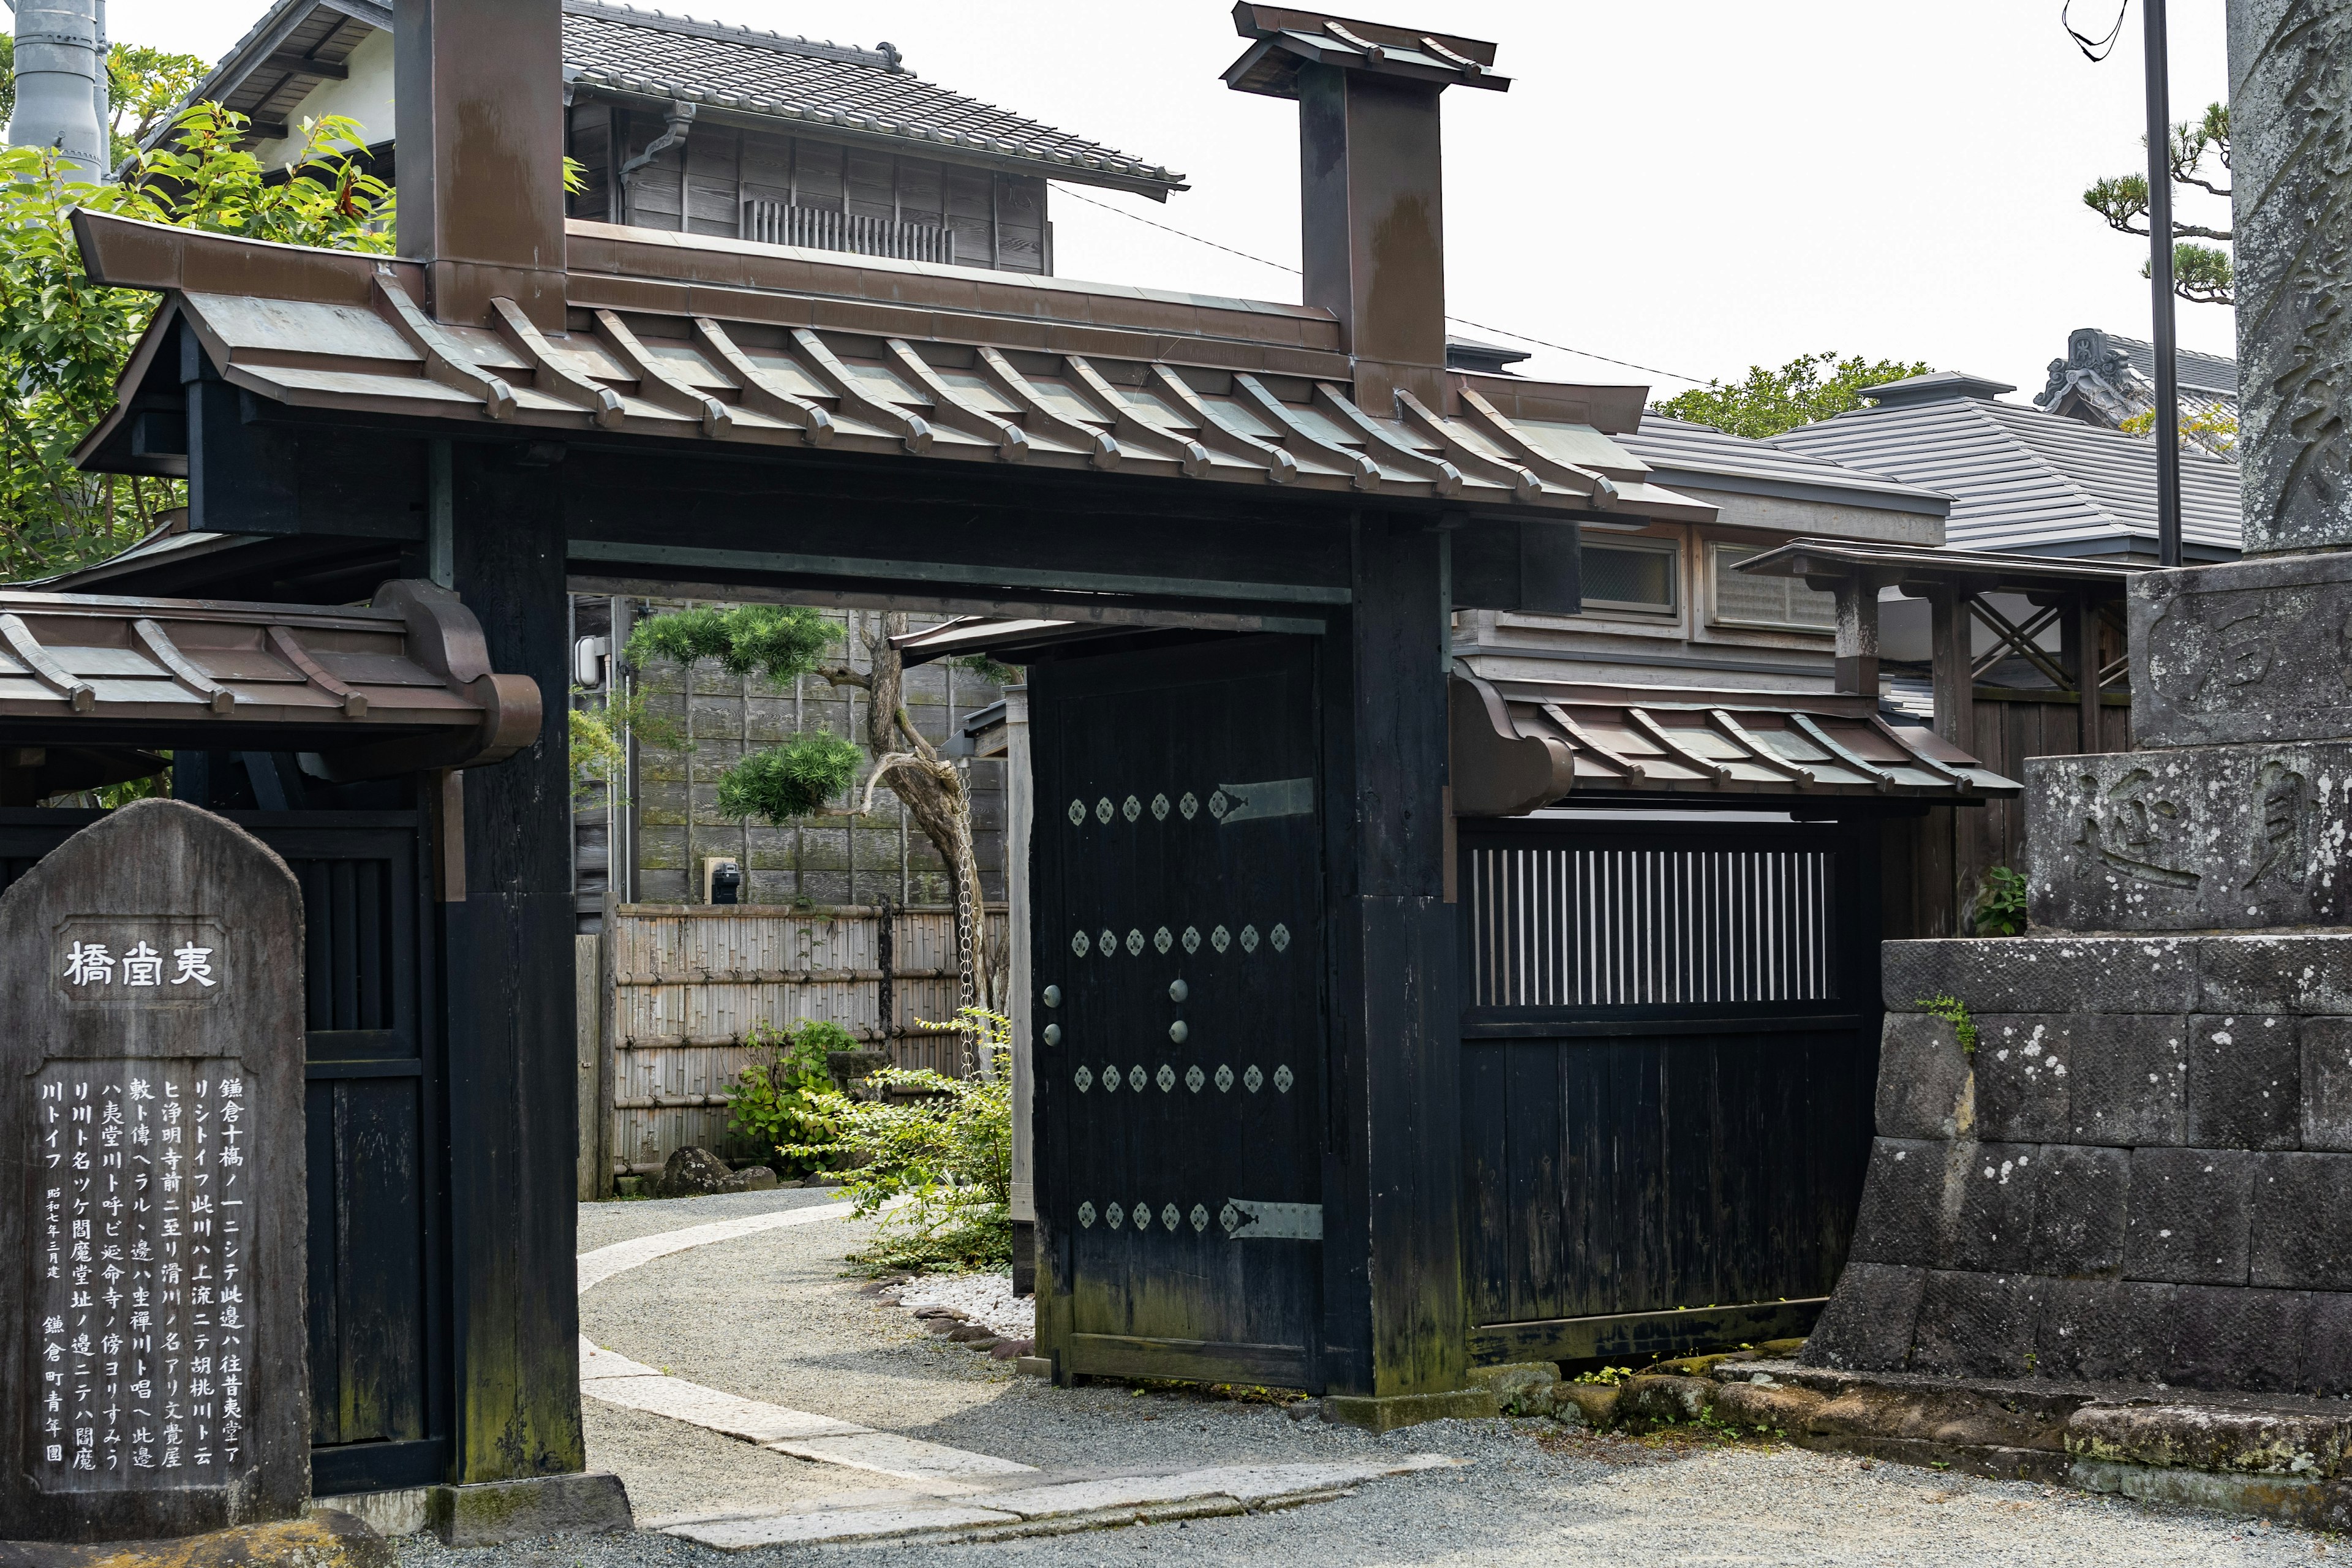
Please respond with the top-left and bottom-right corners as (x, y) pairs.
(1459, 818), (1880, 1366)
(0, 809), (447, 1494)
(1032, 638), (1325, 1387)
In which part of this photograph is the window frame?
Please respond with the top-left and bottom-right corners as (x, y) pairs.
(1577, 536), (1682, 617)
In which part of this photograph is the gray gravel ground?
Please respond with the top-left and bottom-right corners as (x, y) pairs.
(393, 1196), (2334, 1567)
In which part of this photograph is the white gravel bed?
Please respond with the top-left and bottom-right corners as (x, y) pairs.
(892, 1272), (1035, 1340)
(393, 1199), (2331, 1567)
(576, 1186), (848, 1254)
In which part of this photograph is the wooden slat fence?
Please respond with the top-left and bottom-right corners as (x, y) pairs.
(598, 903), (1006, 1175)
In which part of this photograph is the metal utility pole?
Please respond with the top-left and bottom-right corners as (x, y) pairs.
(4, 0), (109, 183)
(2143, 0), (2184, 567)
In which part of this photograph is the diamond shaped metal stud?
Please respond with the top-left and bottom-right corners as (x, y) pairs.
(1074, 1066), (1093, 1092)
(1270, 922), (1291, 953)
(1211, 925), (1231, 953)
(1107, 1202), (1125, 1230)
(1185, 1065), (1205, 1093)
(1096, 797), (1114, 824)
(1215, 1064), (1234, 1092)
(1071, 930), (1090, 956)
(1133, 1199), (1150, 1232)
(1156, 1064), (1175, 1092)
(1152, 793), (1170, 821)
(1182, 926), (1200, 954)
(1123, 794), (1141, 822)
(1079, 1201), (1096, 1229)
(1129, 1065), (1146, 1091)
(1068, 799), (1087, 826)
(1099, 928), (1117, 956)
(1245, 1065), (1264, 1093)
(1161, 1203), (1180, 1232)
(1274, 1065), (1294, 1093)
(1208, 790), (1229, 820)
(1191, 1204), (1209, 1233)
(1219, 1202), (1241, 1235)
(1240, 924), (1259, 954)
(1154, 926), (1172, 954)
(1103, 1063), (1120, 1093)
(1179, 791), (1198, 820)
(1125, 929), (1145, 956)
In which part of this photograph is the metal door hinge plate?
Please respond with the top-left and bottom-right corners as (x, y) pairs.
(1219, 1199), (1322, 1240)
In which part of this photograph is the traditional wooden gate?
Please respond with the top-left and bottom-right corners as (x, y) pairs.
(1457, 813), (1882, 1366)
(1030, 638), (1327, 1388)
(0, 805), (445, 1494)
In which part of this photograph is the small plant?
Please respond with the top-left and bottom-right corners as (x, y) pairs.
(786, 1008), (1014, 1275)
(1916, 993), (1979, 1057)
(1974, 865), (2029, 937)
(725, 1017), (855, 1175)
(714, 734), (865, 823)
(1574, 1365), (1635, 1386)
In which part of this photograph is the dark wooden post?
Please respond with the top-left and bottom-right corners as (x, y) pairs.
(0, 800), (306, 1542)
(1926, 587), (1974, 749)
(2067, 593), (2103, 752)
(394, 0), (567, 330)
(1831, 571), (1880, 697)
(440, 444), (582, 1484)
(1321, 511), (1468, 1423)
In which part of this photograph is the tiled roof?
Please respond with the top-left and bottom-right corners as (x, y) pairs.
(561, 2), (1186, 195)
(154, 0), (1185, 197)
(1620, 414), (1951, 516)
(1770, 382), (2242, 560)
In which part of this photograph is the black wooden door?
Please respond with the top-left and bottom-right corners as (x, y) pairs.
(1031, 638), (1325, 1389)
(0, 808), (447, 1493)
(1457, 815), (1881, 1368)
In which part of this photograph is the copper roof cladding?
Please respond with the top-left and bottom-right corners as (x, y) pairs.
(68, 209), (1714, 521)
(0, 579), (540, 780)
(154, 0), (1185, 198)
(1224, 4), (1511, 97)
(1449, 669), (2019, 815)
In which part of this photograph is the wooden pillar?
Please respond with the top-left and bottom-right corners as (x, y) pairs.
(1321, 511), (1464, 1409)
(1926, 587), (1974, 749)
(1832, 573), (1880, 696)
(441, 443), (584, 1482)
(1003, 683), (1036, 1297)
(2067, 594), (2103, 752)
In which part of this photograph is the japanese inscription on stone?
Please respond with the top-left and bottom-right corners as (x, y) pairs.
(1, 799), (306, 1543)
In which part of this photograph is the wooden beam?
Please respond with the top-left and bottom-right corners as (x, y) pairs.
(1926, 586), (1973, 750)
(1469, 1299), (1827, 1368)
(262, 49), (349, 79)
(1832, 571), (1879, 696)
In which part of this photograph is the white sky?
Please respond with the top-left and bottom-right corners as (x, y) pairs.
(110, 0), (2239, 401)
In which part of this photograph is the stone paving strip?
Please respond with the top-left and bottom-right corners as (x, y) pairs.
(576, 1204), (1457, 1548)
(657, 1456), (1464, 1550)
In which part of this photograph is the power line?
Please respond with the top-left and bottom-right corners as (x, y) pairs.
(2062, 0), (2131, 61)
(1054, 185), (1711, 387)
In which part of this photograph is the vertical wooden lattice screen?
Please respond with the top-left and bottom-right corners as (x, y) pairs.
(741, 200), (957, 263)
(1463, 842), (1839, 1009)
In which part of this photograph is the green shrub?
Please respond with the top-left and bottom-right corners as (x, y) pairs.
(1974, 865), (2029, 936)
(626, 603), (840, 684)
(786, 1008), (1013, 1275)
(1915, 993), (1978, 1056)
(714, 735), (864, 823)
(725, 1017), (856, 1174)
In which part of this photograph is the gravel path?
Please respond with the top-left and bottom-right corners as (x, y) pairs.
(392, 1194), (2330, 1567)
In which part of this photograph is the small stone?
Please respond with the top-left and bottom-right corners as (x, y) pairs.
(912, 1306), (964, 1321)
(736, 1164), (780, 1191)
(1547, 1383), (1621, 1428)
(1286, 1399), (1322, 1422)
(947, 1324), (995, 1343)
(989, 1337), (1035, 1360)
(654, 1146), (741, 1199)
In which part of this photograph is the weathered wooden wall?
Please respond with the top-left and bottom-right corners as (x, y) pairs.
(602, 903), (1008, 1174)
(567, 102), (1050, 272)
(1883, 695), (2134, 939)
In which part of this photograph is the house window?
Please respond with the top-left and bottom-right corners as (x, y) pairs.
(1580, 540), (1678, 614)
(1712, 544), (1836, 631)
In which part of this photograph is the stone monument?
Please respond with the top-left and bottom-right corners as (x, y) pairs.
(0, 799), (307, 1542)
(1803, 0), (2352, 1391)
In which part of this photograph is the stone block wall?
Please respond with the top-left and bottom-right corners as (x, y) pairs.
(1808, 935), (2352, 1392)
(620, 606), (1007, 908)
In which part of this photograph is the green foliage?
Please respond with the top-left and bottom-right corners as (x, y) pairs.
(1973, 865), (2029, 937)
(108, 43), (211, 165)
(2082, 102), (2234, 306)
(949, 652), (1020, 688)
(2117, 404), (2239, 452)
(725, 1017), (855, 1174)
(1651, 352), (1931, 440)
(0, 102), (394, 581)
(1574, 1365), (1634, 1386)
(716, 735), (864, 823)
(1916, 993), (1978, 1056)
(786, 1008), (1014, 1275)
(626, 603), (841, 684)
